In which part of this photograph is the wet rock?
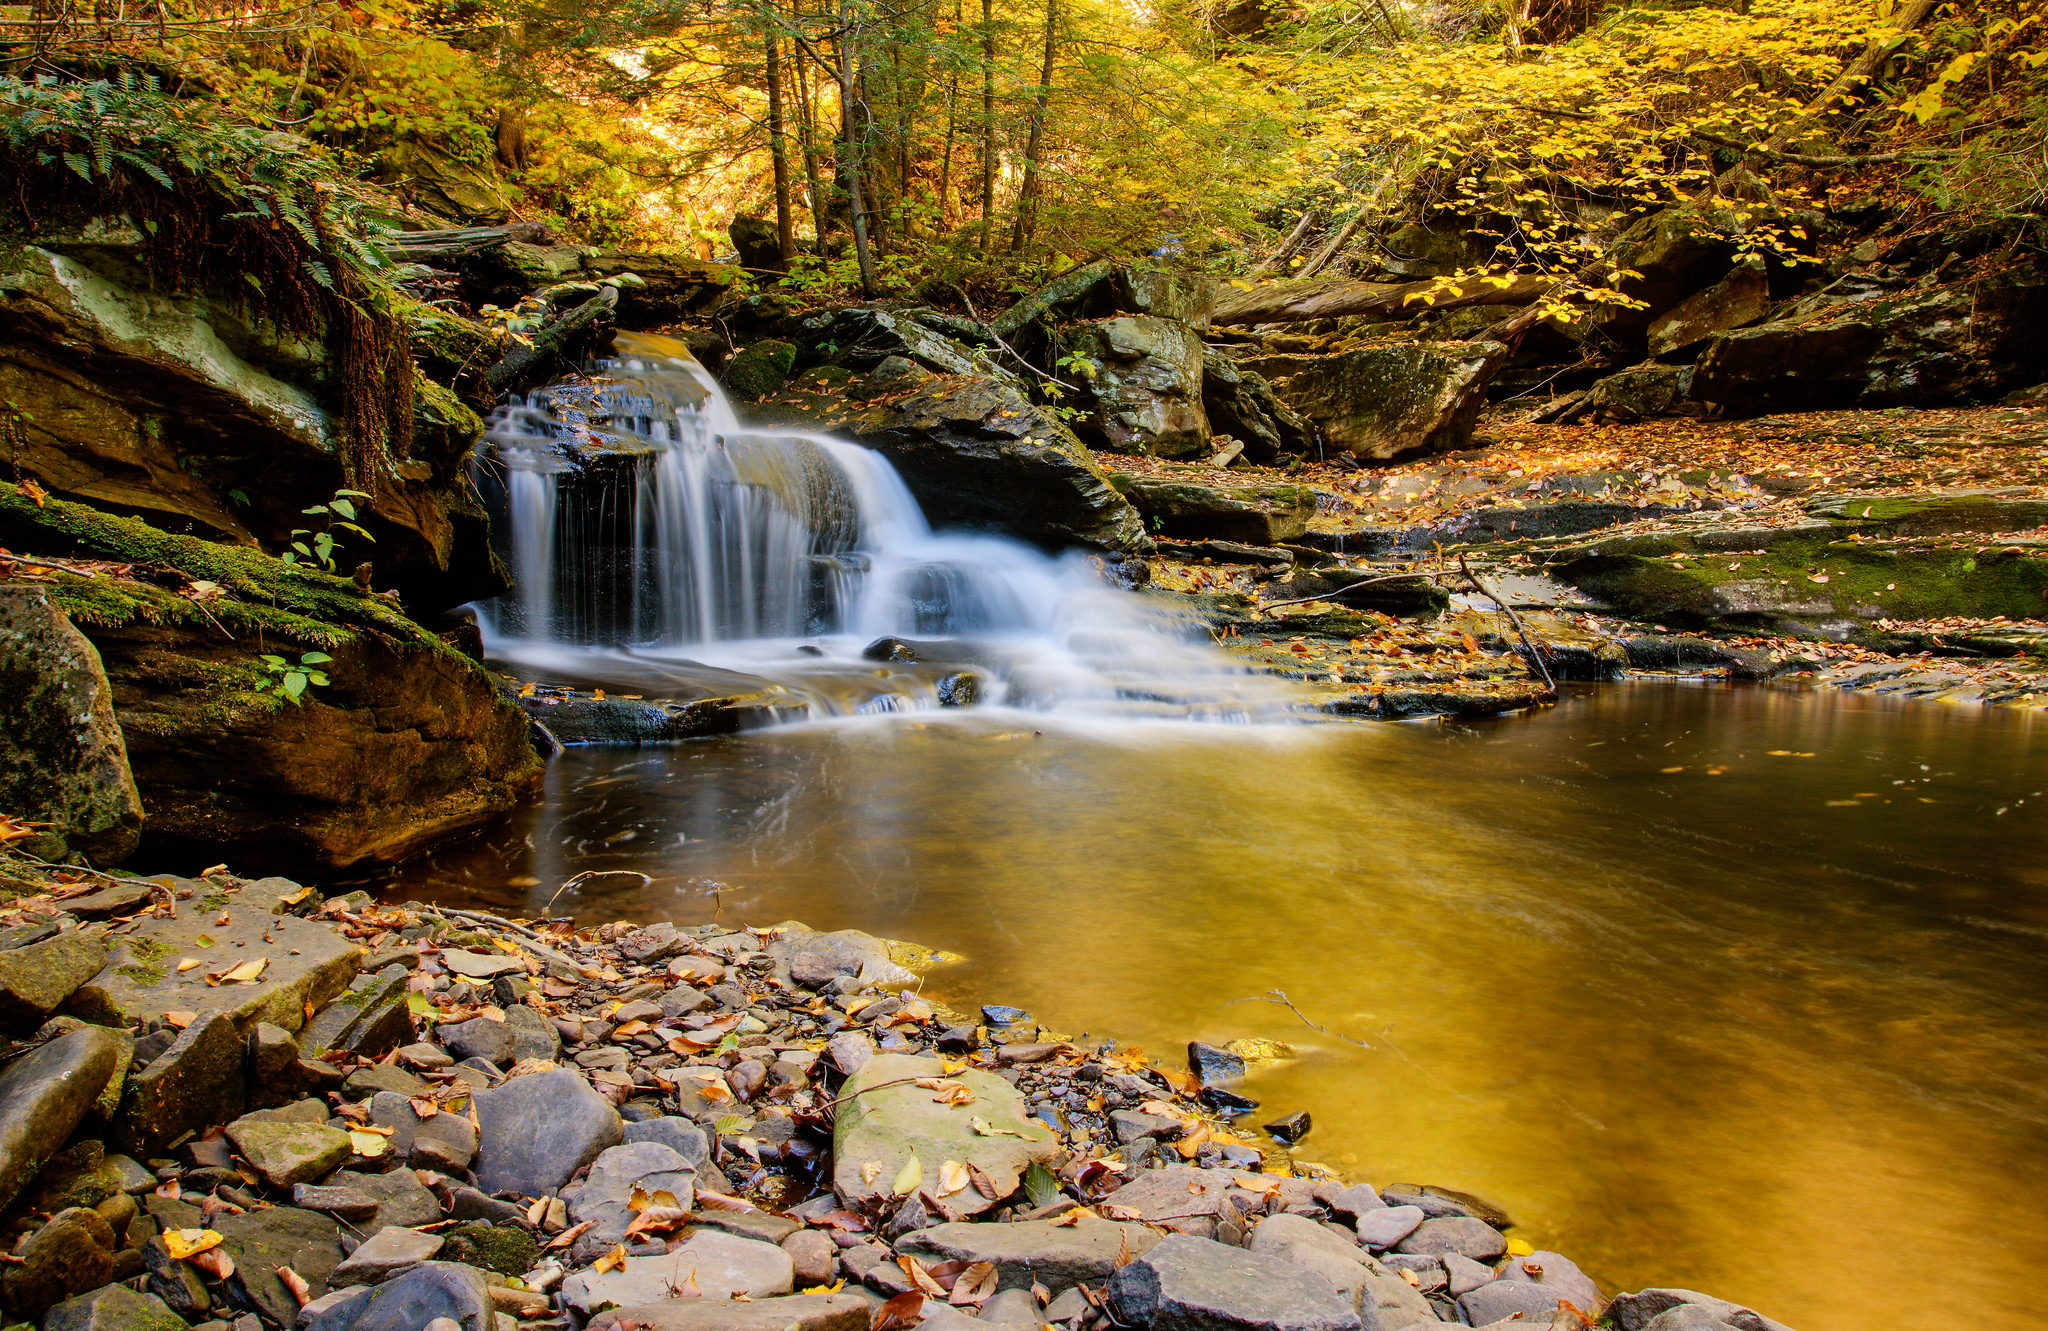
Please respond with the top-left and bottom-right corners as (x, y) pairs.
(1608, 1289), (1795, 1331)
(1112, 477), (1317, 547)
(1248, 1213), (1370, 1304)
(936, 671), (981, 707)
(1354, 1205), (1425, 1250)
(1497, 1250), (1602, 1312)
(41, 1284), (186, 1331)
(1112, 1110), (1184, 1144)
(1106, 1232), (1362, 1331)
(1263, 1110), (1311, 1144)
(302, 1260), (494, 1331)
(112, 1012), (245, 1157)
(0, 585), (143, 865)
(724, 339), (801, 399)
(330, 1225), (445, 1286)
(0, 1025), (123, 1211)
(1377, 1185), (1509, 1227)
(1460, 1280), (1569, 1326)
(782, 1228), (837, 1287)
(982, 1005), (1030, 1025)
(213, 1204), (348, 1324)
(225, 1117), (353, 1187)
(1062, 315), (1211, 456)
(69, 912), (362, 1037)
(901, 1215), (1163, 1295)
(435, 1015), (515, 1067)
(0, 932), (109, 1035)
(1393, 1216), (1506, 1261)
(1187, 1042), (1246, 1086)
(1, 1206), (114, 1318)
(472, 1067), (622, 1196)
(560, 1230), (795, 1313)
(1240, 341), (1502, 462)
(141, 1227), (212, 1317)
(585, 1291), (872, 1331)
(293, 1169), (439, 1230)
(570, 1141), (696, 1242)
(831, 1054), (1057, 1218)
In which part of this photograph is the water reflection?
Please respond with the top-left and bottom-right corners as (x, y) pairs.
(384, 683), (2048, 1331)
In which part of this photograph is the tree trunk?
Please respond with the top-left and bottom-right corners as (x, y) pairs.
(494, 106), (528, 172)
(1246, 206), (1321, 280)
(978, 0), (996, 252)
(764, 19), (795, 267)
(1211, 272), (1554, 326)
(835, 5), (880, 295)
(789, 23), (833, 256)
(1008, 0), (1056, 253)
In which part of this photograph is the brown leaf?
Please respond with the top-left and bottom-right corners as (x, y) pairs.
(872, 1292), (925, 1331)
(949, 1261), (999, 1306)
(968, 1163), (1000, 1200)
(277, 1267), (312, 1308)
(546, 1220), (595, 1250)
(189, 1247), (235, 1280)
(898, 1254), (948, 1299)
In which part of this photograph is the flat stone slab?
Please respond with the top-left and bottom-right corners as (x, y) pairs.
(560, 1230), (794, 1314)
(330, 1225), (445, 1287)
(0, 1026), (122, 1213)
(586, 1292), (871, 1331)
(67, 910), (361, 1036)
(832, 1053), (1058, 1217)
(213, 1204), (348, 1327)
(225, 1118), (353, 1188)
(438, 949), (527, 979)
(0, 932), (109, 1035)
(898, 1215), (1163, 1294)
(1106, 1232), (1362, 1331)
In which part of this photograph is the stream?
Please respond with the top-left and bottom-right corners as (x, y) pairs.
(387, 681), (2048, 1331)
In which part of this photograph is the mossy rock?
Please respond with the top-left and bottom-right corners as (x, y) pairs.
(723, 340), (800, 399)
(438, 1223), (537, 1275)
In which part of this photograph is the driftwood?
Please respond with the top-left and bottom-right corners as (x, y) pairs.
(1211, 272), (1554, 327)
(484, 290), (617, 396)
(382, 221), (553, 264)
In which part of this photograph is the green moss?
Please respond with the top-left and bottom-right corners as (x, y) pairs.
(116, 963), (166, 986)
(439, 1223), (538, 1276)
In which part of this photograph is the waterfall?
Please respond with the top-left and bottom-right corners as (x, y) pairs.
(475, 332), (1295, 720)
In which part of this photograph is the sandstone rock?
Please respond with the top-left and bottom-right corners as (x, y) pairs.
(569, 1140), (696, 1242)
(112, 1012), (245, 1157)
(225, 1118), (353, 1188)
(1569, 364), (1698, 423)
(330, 1225), (446, 1287)
(1106, 1232), (1362, 1331)
(1062, 315), (1211, 456)
(293, 1169), (439, 1231)
(560, 1231), (795, 1314)
(782, 1228), (837, 1287)
(302, 1260), (495, 1331)
(1443, 1252), (1495, 1297)
(585, 1291), (871, 1331)
(41, 1283), (186, 1331)
(0, 932), (109, 1035)
(436, 1016), (515, 1067)
(1099, 1166), (1275, 1239)
(1646, 259), (1771, 357)
(898, 1215), (1163, 1295)
(68, 910), (361, 1036)
(472, 1067), (621, 1197)
(1497, 1250), (1603, 1312)
(300, 967), (413, 1060)
(213, 1204), (348, 1326)
(503, 1004), (560, 1063)
(831, 1053), (1057, 1217)
(369, 1090), (479, 1170)
(1460, 1280), (1571, 1326)
(1330, 1184), (1385, 1222)
(1240, 341), (1501, 461)
(0, 586), (142, 864)
(1248, 1214), (1369, 1304)
(1111, 476), (1316, 546)
(0, 1025), (122, 1212)
(1201, 348), (1315, 462)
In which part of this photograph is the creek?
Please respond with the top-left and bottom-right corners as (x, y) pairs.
(399, 335), (2048, 1331)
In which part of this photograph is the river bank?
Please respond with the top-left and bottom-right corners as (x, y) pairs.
(0, 847), (1799, 1331)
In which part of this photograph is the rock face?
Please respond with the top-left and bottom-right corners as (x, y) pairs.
(831, 1053), (1059, 1217)
(0, 586), (142, 864)
(1240, 341), (1501, 461)
(0, 1027), (124, 1212)
(1062, 316), (1212, 457)
(1105, 1232), (1363, 1331)
(1691, 279), (2048, 412)
(1201, 348), (1316, 462)
(303, 1259), (495, 1331)
(1111, 475), (1317, 546)
(760, 373), (1149, 553)
(0, 242), (500, 611)
(0, 932), (110, 1034)
(1646, 258), (1771, 357)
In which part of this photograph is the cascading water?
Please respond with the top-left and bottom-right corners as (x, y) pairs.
(474, 332), (1299, 720)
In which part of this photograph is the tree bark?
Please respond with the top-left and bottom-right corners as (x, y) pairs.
(977, 0), (996, 252)
(1246, 207), (1322, 280)
(1211, 272), (1554, 327)
(835, 4), (880, 295)
(1007, 0), (1056, 253)
(764, 18), (795, 267)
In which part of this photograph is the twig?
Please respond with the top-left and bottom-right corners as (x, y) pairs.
(1232, 989), (1374, 1049)
(948, 285), (1079, 391)
(542, 869), (651, 915)
(1456, 552), (1555, 691)
(1254, 571), (1442, 615)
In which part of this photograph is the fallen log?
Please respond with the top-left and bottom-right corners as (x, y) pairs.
(484, 289), (617, 397)
(381, 221), (553, 264)
(1211, 271), (1555, 327)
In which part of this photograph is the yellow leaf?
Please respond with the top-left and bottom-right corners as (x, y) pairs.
(164, 1228), (223, 1260)
(348, 1130), (388, 1157)
(175, 959), (202, 973)
(1506, 1237), (1535, 1256)
(892, 1155), (923, 1196)
(592, 1244), (628, 1274)
(862, 1159), (884, 1185)
(937, 1160), (969, 1197)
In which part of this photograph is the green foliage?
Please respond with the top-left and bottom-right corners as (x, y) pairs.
(256, 651), (334, 703)
(284, 489), (376, 574)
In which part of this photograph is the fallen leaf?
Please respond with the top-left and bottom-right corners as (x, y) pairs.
(1049, 1207), (1091, 1227)
(861, 1160), (883, 1186)
(278, 1267), (312, 1308)
(872, 1291), (925, 1331)
(546, 1220), (594, 1250)
(970, 1115), (1028, 1138)
(348, 1129), (388, 1157)
(892, 1155), (923, 1196)
(898, 1255), (949, 1298)
(163, 1228), (222, 1260)
(930, 1083), (975, 1106)
(163, 1011), (196, 1029)
(175, 959), (202, 973)
(592, 1244), (628, 1274)
(968, 1163), (1000, 1200)
(937, 1160), (969, 1198)
(18, 479), (46, 507)
(950, 1260), (999, 1306)
(189, 1247), (235, 1279)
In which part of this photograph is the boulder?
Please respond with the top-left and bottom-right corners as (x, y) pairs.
(1691, 278), (2048, 412)
(213, 1204), (349, 1326)
(569, 1140), (697, 1242)
(0, 932), (109, 1035)
(0, 586), (142, 864)
(225, 1118), (353, 1188)
(1240, 341), (1502, 461)
(725, 339), (800, 398)
(586, 1291), (872, 1331)
(299, 967), (414, 1061)
(330, 1225), (446, 1286)
(436, 1016), (515, 1068)
(1497, 1250), (1602, 1312)
(69, 910), (361, 1036)
(897, 1215), (1163, 1295)
(1353, 1205), (1425, 1249)
(1061, 315), (1211, 457)
(3, 1206), (115, 1316)
(1105, 1232), (1362, 1331)
(1247, 1214), (1371, 1304)
(110, 1012), (245, 1157)
(1568, 364), (1699, 423)
(1111, 475), (1317, 546)
(303, 1260), (494, 1331)
(369, 1090), (479, 1171)
(292, 1168), (439, 1231)
(1459, 1281), (1568, 1326)
(831, 1053), (1058, 1217)
(472, 1067), (622, 1197)
(1609, 1289), (1796, 1331)
(622, 1116), (711, 1167)
(559, 1231), (795, 1314)
(436, 1222), (537, 1276)
(729, 214), (785, 272)
(1378, 218), (1498, 278)
(41, 1284), (186, 1331)
(1393, 1216), (1506, 1261)
(800, 307), (1006, 382)
(1202, 348), (1316, 462)
(1646, 258), (1771, 357)
(758, 373), (1148, 553)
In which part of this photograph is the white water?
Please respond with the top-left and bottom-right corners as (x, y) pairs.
(476, 332), (1298, 720)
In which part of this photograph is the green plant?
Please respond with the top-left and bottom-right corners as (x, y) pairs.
(255, 651), (333, 704)
(284, 488), (374, 573)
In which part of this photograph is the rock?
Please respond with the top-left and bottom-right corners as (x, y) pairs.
(438, 950), (527, 980)
(498, 1005), (557, 1064)
(1393, 1217), (1506, 1261)
(300, 968), (413, 1061)
(1443, 1252), (1494, 1296)
(725, 339), (801, 399)
(435, 1017), (515, 1068)
(1330, 1184), (1385, 1222)
(584, 1291), (872, 1331)
(789, 951), (857, 990)
(782, 1228), (837, 1287)
(369, 1091), (479, 1170)
(111, 1012), (245, 1157)
(1201, 348), (1315, 463)
(898, 1216), (1163, 1295)
(1691, 278), (2047, 412)
(303, 1260), (495, 1331)
(1497, 1251), (1602, 1312)
(1570, 364), (1698, 423)
(1460, 1280), (1569, 1326)
(1263, 1110), (1311, 1144)
(570, 1141), (696, 1242)
(225, 1118), (353, 1188)
(1608, 1289), (1795, 1331)
(622, 1116), (711, 1168)
(1061, 315), (1211, 456)
(1112, 476), (1317, 547)
(1240, 341), (1502, 462)
(1099, 1166), (1275, 1240)
(1375, 1186), (1510, 1228)
(0, 586), (142, 864)
(1354, 1205), (1425, 1250)
(331, 1225), (446, 1286)
(214, 1205), (348, 1325)
(56, 881), (156, 919)
(41, 1284), (186, 1331)
(0, 933), (109, 1036)
(831, 1054), (1058, 1217)
(1106, 1232), (1362, 1331)
(1247, 1215), (1368, 1305)
(68, 910), (361, 1037)
(990, 260), (1119, 341)
(344, 1064), (426, 1100)
(1646, 258), (1771, 357)
(0, 1026), (122, 1212)
(472, 1068), (622, 1197)
(436, 1222), (537, 1276)
(560, 1230), (795, 1314)
(1111, 1109), (1183, 1144)
(293, 1169), (439, 1231)
(1, 1206), (113, 1318)
(757, 373), (1148, 554)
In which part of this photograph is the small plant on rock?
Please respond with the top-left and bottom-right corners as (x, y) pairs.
(284, 488), (373, 573)
(255, 651), (333, 704)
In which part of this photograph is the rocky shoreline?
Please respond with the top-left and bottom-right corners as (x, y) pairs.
(0, 855), (1792, 1331)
